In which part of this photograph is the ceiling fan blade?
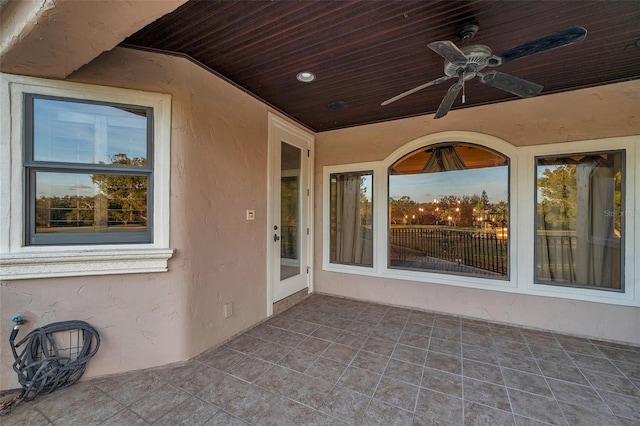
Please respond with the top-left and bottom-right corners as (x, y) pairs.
(480, 71), (543, 98)
(381, 75), (453, 106)
(434, 81), (463, 119)
(428, 40), (468, 63)
(495, 26), (587, 64)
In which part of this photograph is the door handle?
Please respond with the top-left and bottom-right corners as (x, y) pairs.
(274, 234), (280, 242)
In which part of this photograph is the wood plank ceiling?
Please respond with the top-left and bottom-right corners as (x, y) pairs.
(123, 0), (640, 132)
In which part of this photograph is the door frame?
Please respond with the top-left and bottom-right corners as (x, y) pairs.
(266, 112), (314, 316)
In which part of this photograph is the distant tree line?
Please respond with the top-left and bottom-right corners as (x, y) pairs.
(35, 153), (147, 230)
(389, 190), (508, 228)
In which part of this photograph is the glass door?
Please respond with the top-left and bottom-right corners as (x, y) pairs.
(268, 114), (313, 308)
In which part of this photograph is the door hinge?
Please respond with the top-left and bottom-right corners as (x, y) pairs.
(307, 189), (310, 196)
(307, 149), (310, 157)
(306, 266), (310, 274)
(306, 228), (309, 235)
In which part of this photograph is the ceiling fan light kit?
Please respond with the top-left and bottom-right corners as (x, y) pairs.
(382, 26), (587, 119)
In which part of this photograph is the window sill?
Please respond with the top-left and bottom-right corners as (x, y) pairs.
(0, 248), (175, 280)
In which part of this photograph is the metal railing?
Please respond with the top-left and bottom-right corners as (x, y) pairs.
(535, 234), (577, 281)
(389, 227), (508, 276)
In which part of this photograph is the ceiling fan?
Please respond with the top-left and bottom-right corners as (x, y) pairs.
(381, 25), (587, 119)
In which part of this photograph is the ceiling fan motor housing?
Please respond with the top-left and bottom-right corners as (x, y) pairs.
(443, 44), (493, 79)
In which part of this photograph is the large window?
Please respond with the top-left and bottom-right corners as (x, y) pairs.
(322, 132), (637, 306)
(535, 151), (624, 291)
(0, 73), (172, 280)
(329, 171), (373, 267)
(388, 143), (509, 279)
(25, 95), (153, 245)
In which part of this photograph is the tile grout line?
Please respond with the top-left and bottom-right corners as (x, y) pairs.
(536, 334), (620, 423)
(413, 313), (435, 421)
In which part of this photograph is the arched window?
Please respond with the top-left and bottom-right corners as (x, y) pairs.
(388, 142), (510, 279)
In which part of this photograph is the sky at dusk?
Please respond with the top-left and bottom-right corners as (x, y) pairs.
(389, 166), (509, 203)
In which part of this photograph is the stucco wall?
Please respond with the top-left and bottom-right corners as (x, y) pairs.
(0, 0), (186, 78)
(314, 80), (640, 345)
(0, 47), (276, 389)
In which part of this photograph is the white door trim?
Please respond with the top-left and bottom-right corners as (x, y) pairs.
(266, 112), (314, 316)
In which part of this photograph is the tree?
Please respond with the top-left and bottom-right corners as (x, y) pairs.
(359, 176), (372, 227)
(389, 196), (417, 224)
(480, 190), (490, 207)
(92, 153), (148, 226)
(537, 165), (577, 230)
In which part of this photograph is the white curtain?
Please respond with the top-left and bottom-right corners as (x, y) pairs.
(333, 174), (372, 265)
(575, 157), (616, 287)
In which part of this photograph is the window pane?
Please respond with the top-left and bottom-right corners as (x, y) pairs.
(535, 152), (623, 290)
(32, 97), (148, 165)
(388, 144), (509, 278)
(280, 141), (301, 280)
(34, 171), (148, 235)
(330, 171), (373, 266)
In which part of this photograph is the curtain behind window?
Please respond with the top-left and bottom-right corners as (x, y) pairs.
(536, 152), (622, 290)
(330, 172), (373, 266)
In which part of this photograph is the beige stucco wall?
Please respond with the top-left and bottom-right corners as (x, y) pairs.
(0, 47), (278, 389)
(0, 0), (186, 78)
(314, 80), (640, 345)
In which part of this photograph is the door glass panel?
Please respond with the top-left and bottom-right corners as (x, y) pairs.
(281, 142), (301, 280)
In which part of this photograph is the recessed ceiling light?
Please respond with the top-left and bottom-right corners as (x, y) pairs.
(296, 71), (316, 83)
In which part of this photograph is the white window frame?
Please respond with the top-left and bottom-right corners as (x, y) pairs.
(322, 131), (639, 307)
(322, 161), (380, 275)
(518, 138), (636, 305)
(0, 73), (174, 280)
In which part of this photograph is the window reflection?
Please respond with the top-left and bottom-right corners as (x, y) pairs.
(330, 171), (373, 266)
(280, 142), (301, 280)
(34, 171), (147, 234)
(33, 98), (148, 165)
(535, 152), (623, 290)
(388, 143), (509, 278)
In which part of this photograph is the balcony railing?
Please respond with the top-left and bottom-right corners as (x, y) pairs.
(389, 227), (508, 277)
(535, 234), (577, 282)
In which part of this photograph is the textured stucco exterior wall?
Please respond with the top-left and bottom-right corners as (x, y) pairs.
(0, 0), (186, 78)
(316, 80), (640, 167)
(0, 47), (277, 389)
(314, 80), (640, 345)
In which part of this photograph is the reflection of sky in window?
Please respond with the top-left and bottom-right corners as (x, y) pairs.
(33, 98), (147, 164)
(36, 172), (98, 198)
(361, 174), (372, 201)
(389, 167), (508, 203)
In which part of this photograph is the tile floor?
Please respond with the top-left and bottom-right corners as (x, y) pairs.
(3, 294), (640, 425)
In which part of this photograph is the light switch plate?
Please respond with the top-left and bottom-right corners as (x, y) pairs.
(246, 210), (255, 220)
